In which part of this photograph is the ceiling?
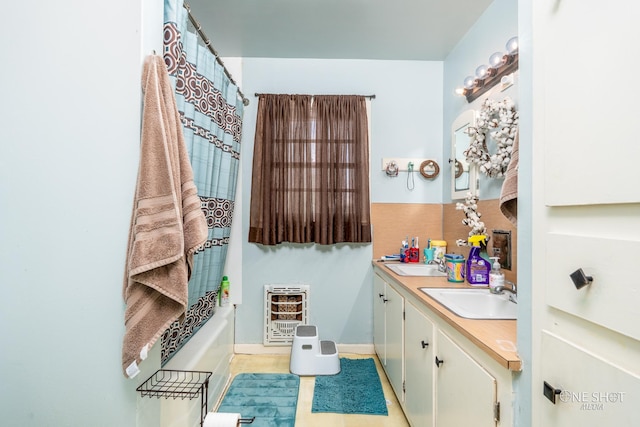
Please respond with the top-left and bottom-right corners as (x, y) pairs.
(187, 0), (494, 61)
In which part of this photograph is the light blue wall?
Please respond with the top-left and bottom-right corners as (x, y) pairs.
(0, 0), (163, 425)
(236, 58), (443, 345)
(442, 1), (530, 425)
(443, 0), (519, 202)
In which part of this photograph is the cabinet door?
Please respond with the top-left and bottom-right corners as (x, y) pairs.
(539, 0), (640, 206)
(385, 283), (404, 401)
(405, 301), (435, 427)
(540, 331), (640, 426)
(373, 274), (386, 364)
(436, 330), (497, 427)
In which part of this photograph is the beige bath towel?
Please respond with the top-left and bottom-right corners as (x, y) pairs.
(122, 55), (207, 378)
(499, 130), (519, 225)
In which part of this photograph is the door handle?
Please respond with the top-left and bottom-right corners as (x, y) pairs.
(543, 381), (563, 404)
(570, 268), (593, 289)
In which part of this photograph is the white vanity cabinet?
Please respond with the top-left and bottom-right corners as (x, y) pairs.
(373, 270), (513, 426)
(404, 300), (435, 427)
(373, 273), (386, 361)
(373, 273), (405, 401)
(435, 329), (497, 426)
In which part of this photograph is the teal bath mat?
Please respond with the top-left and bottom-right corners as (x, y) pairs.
(217, 373), (299, 427)
(312, 358), (388, 415)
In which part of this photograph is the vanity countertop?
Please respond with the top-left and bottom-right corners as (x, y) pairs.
(373, 261), (522, 371)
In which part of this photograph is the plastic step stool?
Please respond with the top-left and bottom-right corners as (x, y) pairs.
(289, 325), (340, 376)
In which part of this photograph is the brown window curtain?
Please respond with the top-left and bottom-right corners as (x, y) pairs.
(249, 94), (372, 245)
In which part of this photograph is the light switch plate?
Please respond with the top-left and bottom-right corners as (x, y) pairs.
(492, 229), (512, 270)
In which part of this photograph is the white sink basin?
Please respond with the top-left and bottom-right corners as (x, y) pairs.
(385, 263), (447, 277)
(419, 288), (517, 320)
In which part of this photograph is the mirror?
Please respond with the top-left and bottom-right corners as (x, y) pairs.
(451, 109), (477, 199)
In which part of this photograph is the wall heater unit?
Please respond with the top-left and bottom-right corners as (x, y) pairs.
(264, 284), (309, 345)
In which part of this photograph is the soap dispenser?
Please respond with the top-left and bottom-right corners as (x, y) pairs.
(489, 257), (505, 293)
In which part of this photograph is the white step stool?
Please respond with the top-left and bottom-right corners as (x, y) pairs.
(289, 325), (340, 376)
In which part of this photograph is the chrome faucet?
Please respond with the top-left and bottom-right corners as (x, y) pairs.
(428, 257), (447, 273)
(492, 281), (517, 303)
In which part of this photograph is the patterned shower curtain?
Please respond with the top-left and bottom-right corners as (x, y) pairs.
(161, 0), (244, 364)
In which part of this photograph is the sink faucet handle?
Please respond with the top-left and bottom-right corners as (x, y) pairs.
(504, 280), (516, 293)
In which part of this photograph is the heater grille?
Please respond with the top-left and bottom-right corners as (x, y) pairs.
(264, 285), (309, 345)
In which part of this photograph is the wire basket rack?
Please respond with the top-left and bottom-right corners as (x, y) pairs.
(136, 370), (212, 426)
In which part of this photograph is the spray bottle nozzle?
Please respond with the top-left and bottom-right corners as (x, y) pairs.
(468, 234), (487, 247)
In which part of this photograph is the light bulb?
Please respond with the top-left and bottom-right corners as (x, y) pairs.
(489, 52), (505, 68)
(463, 76), (476, 89)
(454, 87), (466, 96)
(475, 64), (489, 80)
(506, 36), (518, 55)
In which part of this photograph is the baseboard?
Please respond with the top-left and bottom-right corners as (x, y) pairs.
(337, 343), (375, 354)
(234, 343), (375, 355)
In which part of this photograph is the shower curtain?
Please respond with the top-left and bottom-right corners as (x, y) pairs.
(161, 0), (244, 363)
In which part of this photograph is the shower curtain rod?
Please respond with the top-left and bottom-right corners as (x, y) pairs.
(254, 93), (376, 99)
(183, 2), (249, 106)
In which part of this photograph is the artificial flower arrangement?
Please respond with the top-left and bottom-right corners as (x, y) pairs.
(464, 97), (519, 178)
(455, 192), (489, 247)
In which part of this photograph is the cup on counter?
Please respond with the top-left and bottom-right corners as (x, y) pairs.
(446, 257), (465, 282)
(423, 248), (435, 263)
(407, 247), (420, 263)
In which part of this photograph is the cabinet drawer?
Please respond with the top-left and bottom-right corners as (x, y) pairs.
(545, 233), (640, 341)
(540, 331), (640, 425)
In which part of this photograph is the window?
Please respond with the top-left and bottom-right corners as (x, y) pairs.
(248, 94), (371, 245)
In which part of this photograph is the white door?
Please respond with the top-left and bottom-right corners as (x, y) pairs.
(529, 1), (640, 426)
(435, 330), (497, 427)
(404, 301), (435, 427)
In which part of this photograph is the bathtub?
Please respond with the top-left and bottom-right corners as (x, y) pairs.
(160, 305), (235, 427)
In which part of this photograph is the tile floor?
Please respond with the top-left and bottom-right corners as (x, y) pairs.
(221, 353), (410, 427)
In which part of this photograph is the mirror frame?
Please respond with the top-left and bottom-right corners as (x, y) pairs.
(451, 109), (478, 200)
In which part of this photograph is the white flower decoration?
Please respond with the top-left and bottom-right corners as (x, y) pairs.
(455, 192), (489, 247)
(464, 97), (519, 178)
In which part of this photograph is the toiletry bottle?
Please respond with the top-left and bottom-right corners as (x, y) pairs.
(466, 235), (490, 286)
(489, 257), (505, 292)
(219, 276), (230, 307)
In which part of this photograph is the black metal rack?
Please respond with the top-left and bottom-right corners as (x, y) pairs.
(136, 369), (212, 427)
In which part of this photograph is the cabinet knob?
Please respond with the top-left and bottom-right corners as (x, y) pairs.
(382, 298), (388, 303)
(378, 293), (384, 298)
(421, 340), (429, 349)
(435, 356), (444, 367)
(570, 268), (593, 289)
(543, 381), (563, 404)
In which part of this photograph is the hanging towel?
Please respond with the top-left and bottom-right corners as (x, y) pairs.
(121, 55), (208, 378)
(499, 129), (519, 225)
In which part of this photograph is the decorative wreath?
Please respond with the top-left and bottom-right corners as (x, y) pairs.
(464, 97), (519, 178)
(419, 159), (440, 179)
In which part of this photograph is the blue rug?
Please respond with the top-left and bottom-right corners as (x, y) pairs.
(312, 358), (388, 415)
(217, 373), (299, 427)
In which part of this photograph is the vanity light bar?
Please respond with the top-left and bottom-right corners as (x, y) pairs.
(456, 36), (519, 103)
